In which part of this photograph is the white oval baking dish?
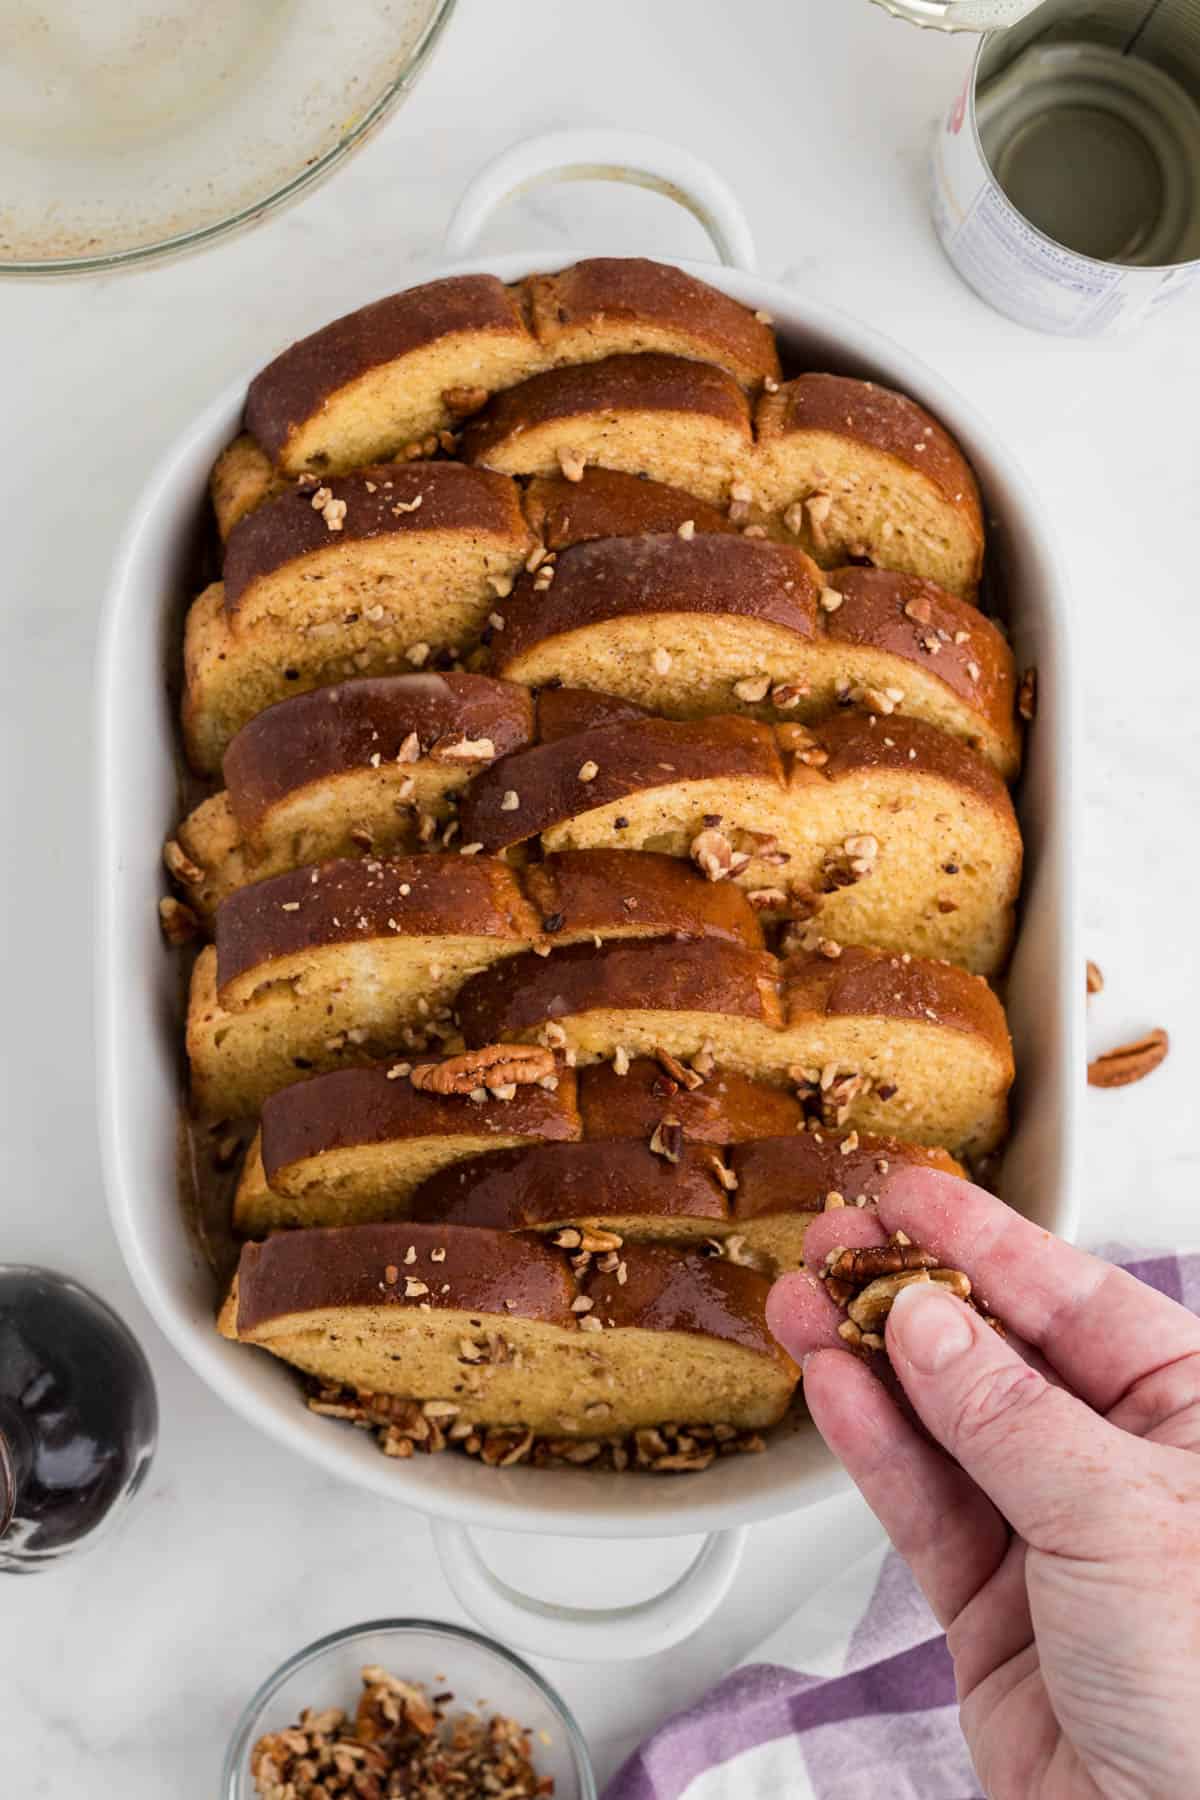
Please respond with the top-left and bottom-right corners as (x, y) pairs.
(96, 131), (1083, 1661)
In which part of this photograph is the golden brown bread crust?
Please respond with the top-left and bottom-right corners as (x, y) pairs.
(523, 850), (763, 950)
(534, 686), (652, 741)
(245, 276), (531, 467)
(261, 1064), (581, 1191)
(409, 1140), (730, 1232)
(731, 1130), (962, 1220)
(495, 533), (823, 670)
(457, 940), (785, 1043)
(222, 462), (529, 619)
(524, 468), (737, 549)
(788, 708), (1013, 814)
(228, 1221), (577, 1335)
(783, 943), (1012, 1064)
(760, 374), (978, 515)
(823, 567), (1018, 770)
(222, 673), (534, 835)
(526, 258), (780, 391)
(462, 353), (752, 469)
(216, 855), (538, 1001)
(583, 1244), (790, 1367)
(578, 1058), (804, 1143)
(458, 714), (784, 854)
(211, 434), (287, 539)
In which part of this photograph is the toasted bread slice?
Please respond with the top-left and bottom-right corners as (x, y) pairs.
(182, 463), (531, 773)
(407, 1128), (963, 1272)
(523, 467), (737, 551)
(172, 674), (534, 917)
(463, 354), (753, 506)
(245, 275), (541, 475)
(457, 938), (1012, 1156)
(233, 1062), (581, 1234)
(524, 258), (779, 392)
(220, 1225), (798, 1433)
(189, 851), (764, 1115)
(753, 375), (985, 599)
(493, 536), (1019, 775)
(577, 1056), (805, 1143)
(241, 261), (778, 479)
(460, 711), (1021, 974)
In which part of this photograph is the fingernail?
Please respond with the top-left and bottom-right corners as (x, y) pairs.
(888, 1283), (974, 1372)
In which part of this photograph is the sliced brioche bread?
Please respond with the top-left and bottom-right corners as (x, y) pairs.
(525, 257), (779, 391)
(210, 434), (288, 540)
(189, 856), (538, 1116)
(753, 375), (985, 599)
(462, 354), (753, 506)
(492, 537), (1018, 775)
(523, 467), (737, 551)
(409, 1139), (731, 1242)
(782, 944), (1013, 1156)
(578, 1056), (804, 1143)
(457, 938), (1012, 1156)
(456, 939), (787, 1081)
(219, 1224), (798, 1433)
(172, 674), (534, 916)
(234, 1061), (581, 1234)
(190, 851), (765, 1114)
(460, 711), (1021, 973)
(244, 275), (540, 475)
(183, 463), (531, 773)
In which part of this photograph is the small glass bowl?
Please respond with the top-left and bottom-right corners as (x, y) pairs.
(222, 1618), (597, 1800)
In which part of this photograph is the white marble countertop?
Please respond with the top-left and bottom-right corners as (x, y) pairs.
(2, 0), (1197, 1790)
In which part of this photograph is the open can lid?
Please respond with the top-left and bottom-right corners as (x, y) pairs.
(872, 0), (1046, 28)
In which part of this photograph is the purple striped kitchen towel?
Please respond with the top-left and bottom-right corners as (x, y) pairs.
(605, 1248), (1200, 1800)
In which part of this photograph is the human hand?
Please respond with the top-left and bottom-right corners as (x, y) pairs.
(766, 1171), (1200, 1800)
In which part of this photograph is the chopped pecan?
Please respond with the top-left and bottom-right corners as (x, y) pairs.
(158, 895), (201, 945)
(656, 1046), (704, 1090)
(162, 837), (205, 887)
(408, 1044), (555, 1094)
(427, 732), (496, 764)
(1088, 1028), (1169, 1088)
(441, 383), (489, 418)
(690, 826), (750, 883)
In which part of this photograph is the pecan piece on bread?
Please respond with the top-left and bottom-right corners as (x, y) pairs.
(1087, 1027), (1169, 1089)
(408, 1043), (555, 1095)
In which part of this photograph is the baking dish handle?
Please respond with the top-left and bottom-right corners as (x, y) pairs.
(442, 129), (758, 271)
(431, 1518), (747, 1662)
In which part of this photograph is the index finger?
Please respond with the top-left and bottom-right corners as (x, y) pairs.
(879, 1168), (1200, 1414)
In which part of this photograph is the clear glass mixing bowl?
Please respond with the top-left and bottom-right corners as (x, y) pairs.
(0, 0), (456, 277)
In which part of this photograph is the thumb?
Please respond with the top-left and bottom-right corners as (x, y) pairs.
(885, 1281), (1127, 1551)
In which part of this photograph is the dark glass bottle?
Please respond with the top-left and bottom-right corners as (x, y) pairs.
(0, 1266), (157, 1571)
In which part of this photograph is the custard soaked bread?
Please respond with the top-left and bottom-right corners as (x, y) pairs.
(462, 354), (754, 506)
(523, 467), (738, 550)
(172, 674), (535, 918)
(240, 262), (778, 481)
(410, 1130), (962, 1273)
(182, 463), (532, 773)
(753, 375), (984, 599)
(189, 856), (540, 1117)
(210, 435), (287, 540)
(456, 938), (1012, 1157)
(189, 851), (763, 1116)
(460, 710), (1022, 974)
(233, 1062), (582, 1235)
(492, 537), (1019, 775)
(219, 1224), (798, 1434)
(577, 1056), (805, 1143)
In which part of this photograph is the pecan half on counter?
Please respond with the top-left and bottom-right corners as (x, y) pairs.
(820, 1231), (1002, 1354)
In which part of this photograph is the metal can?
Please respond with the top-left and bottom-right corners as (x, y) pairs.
(874, 1), (1044, 26)
(930, 0), (1200, 333)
